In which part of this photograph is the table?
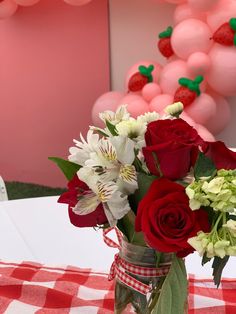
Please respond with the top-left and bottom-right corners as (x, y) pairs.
(0, 196), (235, 278)
(1, 196), (236, 313)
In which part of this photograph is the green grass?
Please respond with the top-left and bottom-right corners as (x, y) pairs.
(5, 182), (66, 200)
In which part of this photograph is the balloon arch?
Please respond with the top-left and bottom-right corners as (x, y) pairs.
(92, 0), (236, 140)
(1, 0), (236, 139)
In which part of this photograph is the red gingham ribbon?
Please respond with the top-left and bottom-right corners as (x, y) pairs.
(103, 227), (170, 295)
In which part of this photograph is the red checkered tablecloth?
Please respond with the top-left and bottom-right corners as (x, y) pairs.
(0, 261), (235, 313)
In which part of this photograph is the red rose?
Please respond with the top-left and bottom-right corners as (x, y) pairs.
(204, 141), (236, 170)
(135, 178), (210, 257)
(58, 175), (107, 228)
(143, 119), (204, 180)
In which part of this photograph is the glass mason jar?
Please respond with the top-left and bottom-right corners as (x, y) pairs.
(114, 239), (173, 314)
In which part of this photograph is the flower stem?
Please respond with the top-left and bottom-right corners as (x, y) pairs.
(213, 212), (224, 232)
(146, 276), (166, 313)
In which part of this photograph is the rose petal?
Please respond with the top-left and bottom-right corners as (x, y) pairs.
(135, 178), (211, 256)
(204, 141), (236, 170)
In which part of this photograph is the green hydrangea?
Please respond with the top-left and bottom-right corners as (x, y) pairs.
(186, 170), (236, 212)
(188, 215), (236, 259)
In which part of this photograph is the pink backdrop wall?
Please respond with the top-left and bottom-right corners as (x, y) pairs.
(0, 0), (110, 187)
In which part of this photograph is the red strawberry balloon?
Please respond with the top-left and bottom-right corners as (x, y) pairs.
(174, 76), (204, 107)
(158, 26), (174, 58)
(213, 18), (236, 46)
(128, 65), (154, 92)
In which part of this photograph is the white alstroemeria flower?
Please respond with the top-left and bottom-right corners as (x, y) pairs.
(99, 105), (130, 125)
(73, 134), (137, 226)
(68, 130), (99, 166)
(73, 180), (131, 226)
(77, 166), (100, 192)
(85, 136), (138, 194)
(137, 112), (159, 124)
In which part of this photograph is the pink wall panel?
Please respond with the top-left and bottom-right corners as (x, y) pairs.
(0, 0), (110, 187)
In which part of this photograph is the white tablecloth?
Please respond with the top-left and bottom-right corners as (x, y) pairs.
(0, 196), (235, 278)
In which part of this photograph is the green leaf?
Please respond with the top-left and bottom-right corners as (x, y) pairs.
(175, 180), (189, 188)
(105, 120), (118, 136)
(179, 77), (191, 87)
(112, 165), (158, 246)
(155, 252), (164, 267)
(94, 129), (109, 138)
(212, 256), (229, 287)
(117, 211), (136, 242)
(117, 210), (146, 246)
(130, 173), (157, 210)
(229, 17), (236, 31)
(153, 256), (188, 314)
(139, 65), (154, 82)
(158, 26), (173, 38)
(194, 75), (204, 84)
(179, 76), (204, 96)
(194, 152), (217, 180)
(229, 214), (236, 221)
(204, 206), (217, 227)
(202, 252), (211, 266)
(48, 157), (81, 181)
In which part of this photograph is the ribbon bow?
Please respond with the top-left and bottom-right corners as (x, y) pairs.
(103, 227), (170, 295)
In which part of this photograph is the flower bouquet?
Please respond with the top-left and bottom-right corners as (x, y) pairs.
(50, 103), (236, 314)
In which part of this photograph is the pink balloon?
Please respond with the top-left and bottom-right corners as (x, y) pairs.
(151, 0), (166, 3)
(14, 0), (40, 6)
(0, 0), (17, 18)
(149, 94), (174, 114)
(187, 52), (211, 76)
(180, 111), (197, 128)
(117, 94), (149, 118)
(171, 19), (213, 59)
(174, 4), (206, 24)
(159, 60), (189, 94)
(207, 0), (236, 31)
(207, 45), (236, 97)
(199, 78), (207, 93)
(185, 93), (217, 125)
(188, 0), (220, 12)
(206, 92), (231, 134)
(92, 92), (125, 126)
(142, 83), (162, 102)
(64, 0), (92, 5)
(125, 61), (162, 90)
(166, 0), (187, 3)
(195, 124), (215, 142)
(181, 112), (215, 141)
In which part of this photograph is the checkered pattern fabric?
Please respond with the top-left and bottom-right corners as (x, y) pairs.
(0, 261), (236, 313)
(188, 274), (236, 314)
(0, 261), (114, 314)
